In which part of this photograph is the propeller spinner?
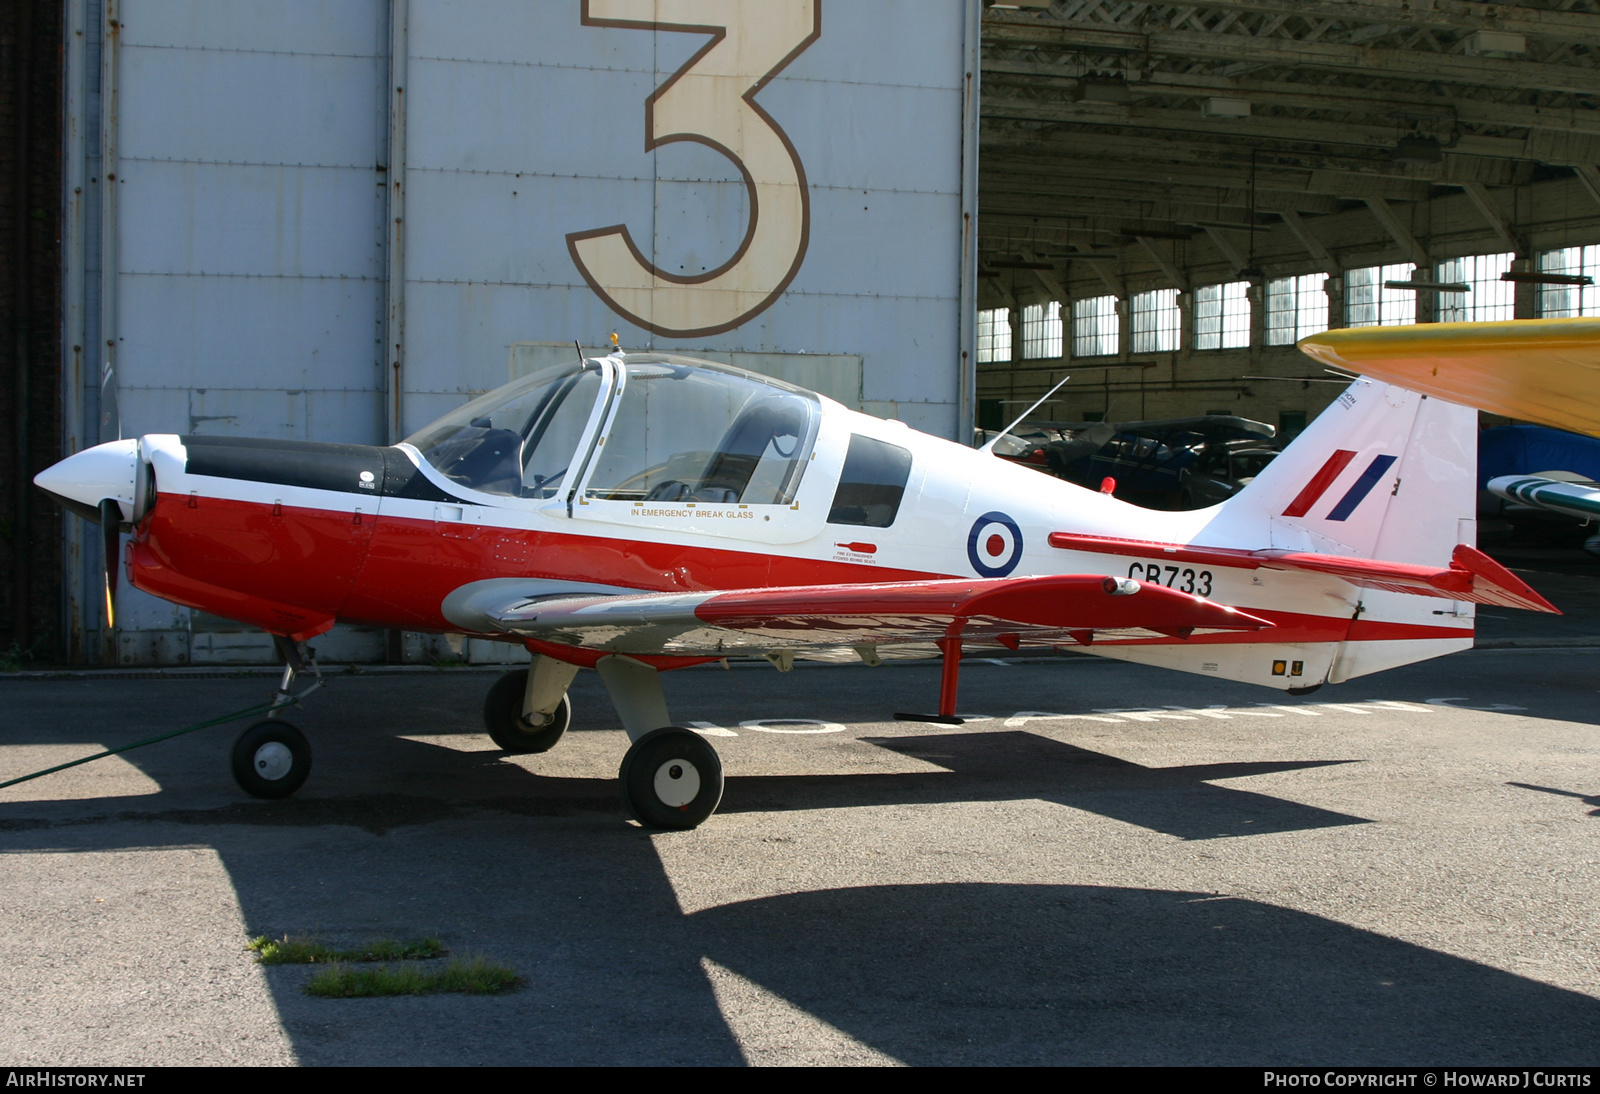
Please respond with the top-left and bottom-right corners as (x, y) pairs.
(33, 438), (150, 629)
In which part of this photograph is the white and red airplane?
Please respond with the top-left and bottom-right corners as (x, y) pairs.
(34, 343), (1556, 828)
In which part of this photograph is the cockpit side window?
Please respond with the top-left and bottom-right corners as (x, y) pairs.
(827, 435), (912, 527)
(582, 363), (818, 504)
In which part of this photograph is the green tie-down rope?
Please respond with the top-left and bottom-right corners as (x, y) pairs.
(0, 697), (292, 791)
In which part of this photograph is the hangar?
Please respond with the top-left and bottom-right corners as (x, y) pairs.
(976, 0), (1600, 432)
(1, 0), (1597, 665)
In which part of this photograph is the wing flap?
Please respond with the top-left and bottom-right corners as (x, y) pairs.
(1047, 532), (1558, 614)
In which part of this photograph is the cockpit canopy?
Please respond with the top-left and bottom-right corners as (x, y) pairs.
(404, 354), (820, 505)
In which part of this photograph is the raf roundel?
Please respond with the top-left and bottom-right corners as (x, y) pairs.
(967, 511), (1024, 578)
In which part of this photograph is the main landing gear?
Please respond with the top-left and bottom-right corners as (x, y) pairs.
(483, 670), (572, 752)
(486, 653), (723, 829)
(230, 635), (322, 800)
(583, 652), (726, 831)
(483, 655), (580, 752)
(618, 727), (725, 830)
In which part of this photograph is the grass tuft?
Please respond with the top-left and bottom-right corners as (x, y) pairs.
(248, 933), (447, 965)
(304, 955), (521, 998)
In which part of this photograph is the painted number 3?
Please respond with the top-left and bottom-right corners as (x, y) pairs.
(1128, 562), (1213, 597)
(569, 0), (820, 338)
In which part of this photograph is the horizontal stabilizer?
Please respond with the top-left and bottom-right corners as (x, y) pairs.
(1047, 532), (1559, 614)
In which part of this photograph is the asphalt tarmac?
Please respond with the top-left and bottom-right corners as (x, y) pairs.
(2, 649), (1598, 1066)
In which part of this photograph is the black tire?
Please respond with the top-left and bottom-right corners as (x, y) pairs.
(231, 720), (312, 800)
(618, 727), (724, 830)
(483, 668), (571, 753)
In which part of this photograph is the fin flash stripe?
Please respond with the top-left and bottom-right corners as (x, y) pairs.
(1282, 449), (1356, 517)
(1326, 454), (1398, 521)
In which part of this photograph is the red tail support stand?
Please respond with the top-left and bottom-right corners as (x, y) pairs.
(894, 622), (967, 725)
(936, 635), (962, 718)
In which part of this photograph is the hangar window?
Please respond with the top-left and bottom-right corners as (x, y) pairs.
(978, 308), (1011, 363)
(1436, 252), (1514, 323)
(1265, 273), (1329, 345)
(1130, 289), (1180, 352)
(1194, 282), (1250, 349)
(1538, 245), (1600, 317)
(1072, 295), (1120, 357)
(1020, 301), (1063, 359)
(1345, 264), (1416, 327)
(827, 435), (912, 528)
(583, 360), (818, 505)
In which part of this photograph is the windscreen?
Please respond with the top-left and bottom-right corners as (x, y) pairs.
(404, 361), (602, 497)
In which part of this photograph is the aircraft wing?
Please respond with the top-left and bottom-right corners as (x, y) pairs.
(444, 574), (1273, 658)
(1048, 532), (1559, 614)
(1488, 474), (1600, 523)
(1296, 318), (1600, 438)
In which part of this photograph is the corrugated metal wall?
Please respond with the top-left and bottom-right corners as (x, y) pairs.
(61, 0), (978, 665)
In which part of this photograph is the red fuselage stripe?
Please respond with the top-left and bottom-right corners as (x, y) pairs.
(130, 492), (1469, 647)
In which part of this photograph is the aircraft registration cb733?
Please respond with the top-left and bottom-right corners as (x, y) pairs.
(34, 344), (1556, 828)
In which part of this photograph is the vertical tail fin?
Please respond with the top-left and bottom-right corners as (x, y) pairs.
(1221, 380), (1476, 565)
(1085, 379), (1482, 689)
(1216, 378), (1478, 685)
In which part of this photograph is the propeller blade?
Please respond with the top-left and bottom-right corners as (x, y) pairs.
(100, 361), (122, 442)
(99, 498), (121, 629)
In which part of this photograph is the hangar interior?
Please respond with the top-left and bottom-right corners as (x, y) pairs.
(975, 0), (1600, 435)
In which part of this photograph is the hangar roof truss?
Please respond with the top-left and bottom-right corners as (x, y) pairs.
(979, 0), (1600, 310)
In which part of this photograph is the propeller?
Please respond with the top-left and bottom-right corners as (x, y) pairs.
(100, 360), (122, 443)
(98, 498), (122, 629)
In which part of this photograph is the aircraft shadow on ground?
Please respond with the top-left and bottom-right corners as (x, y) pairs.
(733, 731), (1368, 840)
(691, 882), (1600, 1066)
(3, 702), (1595, 1064)
(1506, 780), (1600, 816)
(0, 729), (1367, 842)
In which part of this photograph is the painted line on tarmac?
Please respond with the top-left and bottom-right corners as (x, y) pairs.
(688, 698), (1525, 737)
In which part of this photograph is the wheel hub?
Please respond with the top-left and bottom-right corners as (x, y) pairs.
(253, 741), (294, 781)
(653, 758), (701, 808)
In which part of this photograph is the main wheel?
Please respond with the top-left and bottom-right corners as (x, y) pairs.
(231, 720), (312, 799)
(483, 669), (571, 753)
(618, 727), (724, 830)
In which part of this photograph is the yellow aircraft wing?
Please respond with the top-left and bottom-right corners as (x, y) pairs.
(1297, 318), (1600, 438)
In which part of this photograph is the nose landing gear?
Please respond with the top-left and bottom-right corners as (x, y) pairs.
(229, 634), (322, 800)
(231, 720), (312, 799)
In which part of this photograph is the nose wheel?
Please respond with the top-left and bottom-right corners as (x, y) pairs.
(618, 727), (723, 830)
(231, 720), (312, 799)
